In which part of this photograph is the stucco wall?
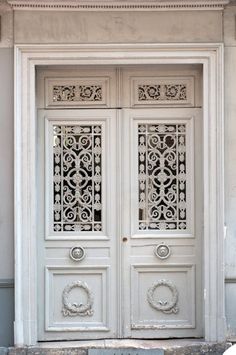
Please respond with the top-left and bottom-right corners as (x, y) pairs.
(0, 1), (14, 347)
(0, 0), (236, 346)
(0, 48), (14, 281)
(13, 10), (223, 43)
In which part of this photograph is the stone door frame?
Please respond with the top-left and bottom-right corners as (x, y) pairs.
(14, 43), (225, 345)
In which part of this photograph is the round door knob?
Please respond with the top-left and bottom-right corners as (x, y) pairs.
(69, 246), (85, 262)
(155, 243), (171, 260)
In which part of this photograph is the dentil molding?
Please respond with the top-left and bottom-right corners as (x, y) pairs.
(7, 0), (230, 11)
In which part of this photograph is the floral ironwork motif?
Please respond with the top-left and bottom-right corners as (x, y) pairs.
(138, 85), (161, 101)
(138, 123), (187, 230)
(147, 279), (179, 314)
(62, 280), (94, 317)
(53, 124), (102, 232)
(53, 85), (102, 102)
(138, 84), (187, 102)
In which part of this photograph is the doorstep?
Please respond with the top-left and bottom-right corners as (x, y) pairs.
(7, 339), (232, 355)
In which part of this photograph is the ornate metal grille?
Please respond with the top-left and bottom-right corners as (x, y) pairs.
(138, 84), (187, 102)
(53, 124), (102, 232)
(53, 85), (102, 102)
(138, 123), (187, 231)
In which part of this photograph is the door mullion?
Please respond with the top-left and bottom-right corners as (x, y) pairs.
(121, 109), (132, 337)
(116, 108), (123, 338)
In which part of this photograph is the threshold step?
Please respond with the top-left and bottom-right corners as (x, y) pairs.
(8, 339), (232, 355)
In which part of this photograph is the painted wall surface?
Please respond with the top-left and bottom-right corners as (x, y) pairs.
(0, 282), (14, 347)
(0, 1), (13, 48)
(0, 1), (14, 346)
(0, 0), (236, 346)
(14, 10), (223, 43)
(0, 48), (14, 280)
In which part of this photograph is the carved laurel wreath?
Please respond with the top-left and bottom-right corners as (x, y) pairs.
(147, 279), (179, 314)
(62, 280), (94, 317)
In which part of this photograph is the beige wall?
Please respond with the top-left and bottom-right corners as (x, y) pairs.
(14, 10), (223, 43)
(0, 1), (13, 48)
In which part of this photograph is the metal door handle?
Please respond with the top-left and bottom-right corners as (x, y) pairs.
(155, 243), (171, 259)
(69, 246), (85, 261)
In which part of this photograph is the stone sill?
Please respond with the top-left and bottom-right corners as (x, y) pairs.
(1, 339), (232, 355)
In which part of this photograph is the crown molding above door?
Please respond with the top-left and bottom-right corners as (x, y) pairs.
(7, 0), (230, 11)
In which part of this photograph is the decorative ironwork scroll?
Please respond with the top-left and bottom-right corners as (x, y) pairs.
(138, 123), (187, 231)
(53, 85), (102, 102)
(138, 84), (187, 102)
(53, 124), (102, 232)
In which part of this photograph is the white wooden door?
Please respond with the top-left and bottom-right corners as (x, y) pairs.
(122, 108), (203, 338)
(37, 109), (118, 340)
(37, 87), (203, 340)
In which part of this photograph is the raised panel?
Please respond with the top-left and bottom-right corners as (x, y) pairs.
(131, 264), (196, 330)
(45, 266), (110, 332)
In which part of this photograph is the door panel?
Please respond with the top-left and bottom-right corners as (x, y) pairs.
(45, 266), (110, 332)
(37, 107), (203, 340)
(37, 109), (117, 340)
(131, 264), (196, 330)
(122, 108), (203, 338)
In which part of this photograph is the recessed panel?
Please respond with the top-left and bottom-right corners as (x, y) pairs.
(46, 78), (110, 108)
(132, 77), (194, 107)
(131, 264), (195, 329)
(45, 266), (110, 331)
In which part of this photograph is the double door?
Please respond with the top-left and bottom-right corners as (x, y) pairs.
(37, 106), (203, 340)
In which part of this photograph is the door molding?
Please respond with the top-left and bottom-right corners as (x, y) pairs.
(14, 43), (225, 345)
(8, 0), (229, 11)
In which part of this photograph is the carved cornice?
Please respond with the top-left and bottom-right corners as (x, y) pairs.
(7, 0), (230, 11)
